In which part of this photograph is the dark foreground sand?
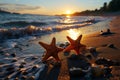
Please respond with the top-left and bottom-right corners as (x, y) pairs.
(39, 16), (120, 80)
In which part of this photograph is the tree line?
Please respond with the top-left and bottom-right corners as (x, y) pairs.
(72, 0), (120, 16)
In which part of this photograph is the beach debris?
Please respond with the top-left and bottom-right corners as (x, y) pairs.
(64, 35), (86, 54)
(39, 37), (63, 62)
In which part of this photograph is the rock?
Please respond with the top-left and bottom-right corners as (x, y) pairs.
(89, 47), (96, 53)
(22, 71), (29, 75)
(95, 57), (114, 66)
(107, 44), (115, 48)
(59, 43), (65, 48)
(69, 54), (78, 60)
(95, 57), (108, 65)
(11, 53), (16, 57)
(19, 64), (24, 68)
(21, 61), (26, 65)
(31, 56), (38, 60)
(65, 42), (70, 47)
(4, 53), (10, 56)
(11, 58), (17, 62)
(69, 67), (84, 76)
(14, 77), (19, 80)
(32, 65), (39, 70)
(86, 55), (92, 60)
(64, 51), (70, 56)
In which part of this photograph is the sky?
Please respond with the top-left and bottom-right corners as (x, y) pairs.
(0, 0), (111, 15)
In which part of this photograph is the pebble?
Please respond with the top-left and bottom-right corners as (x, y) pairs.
(59, 43), (65, 48)
(4, 53), (10, 56)
(107, 44), (115, 48)
(19, 64), (24, 68)
(11, 53), (16, 57)
(11, 58), (17, 62)
(31, 56), (38, 60)
(65, 42), (70, 46)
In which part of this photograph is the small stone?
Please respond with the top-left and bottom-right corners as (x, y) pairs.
(19, 64), (24, 68)
(89, 47), (96, 53)
(14, 77), (19, 80)
(69, 54), (78, 60)
(22, 71), (28, 75)
(11, 53), (16, 57)
(32, 65), (39, 70)
(31, 56), (38, 60)
(11, 58), (17, 62)
(86, 55), (92, 60)
(64, 51), (70, 56)
(65, 42), (70, 47)
(4, 53), (10, 56)
(59, 43), (65, 48)
(107, 44), (115, 48)
(21, 62), (26, 65)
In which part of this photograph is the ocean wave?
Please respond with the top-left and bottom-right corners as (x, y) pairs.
(0, 21), (93, 42)
(0, 21), (48, 27)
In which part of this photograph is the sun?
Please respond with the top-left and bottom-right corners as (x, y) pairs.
(66, 10), (71, 14)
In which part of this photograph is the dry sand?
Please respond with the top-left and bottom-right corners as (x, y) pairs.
(82, 16), (120, 61)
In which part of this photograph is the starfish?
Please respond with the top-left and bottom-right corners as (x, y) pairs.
(39, 37), (63, 62)
(64, 35), (86, 55)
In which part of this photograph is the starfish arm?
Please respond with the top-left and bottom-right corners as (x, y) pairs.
(39, 42), (49, 50)
(51, 37), (56, 46)
(42, 53), (51, 62)
(53, 54), (60, 61)
(76, 35), (82, 43)
(74, 49), (80, 55)
(64, 45), (73, 52)
(66, 36), (74, 44)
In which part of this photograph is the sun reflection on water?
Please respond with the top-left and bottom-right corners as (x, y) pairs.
(67, 29), (80, 40)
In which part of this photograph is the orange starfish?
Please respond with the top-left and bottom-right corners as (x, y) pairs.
(64, 35), (86, 55)
(39, 37), (63, 62)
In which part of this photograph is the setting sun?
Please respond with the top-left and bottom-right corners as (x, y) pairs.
(66, 10), (72, 14)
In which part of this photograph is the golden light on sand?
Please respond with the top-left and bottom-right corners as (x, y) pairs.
(67, 29), (79, 40)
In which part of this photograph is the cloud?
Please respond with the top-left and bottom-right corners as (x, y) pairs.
(0, 3), (41, 12)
